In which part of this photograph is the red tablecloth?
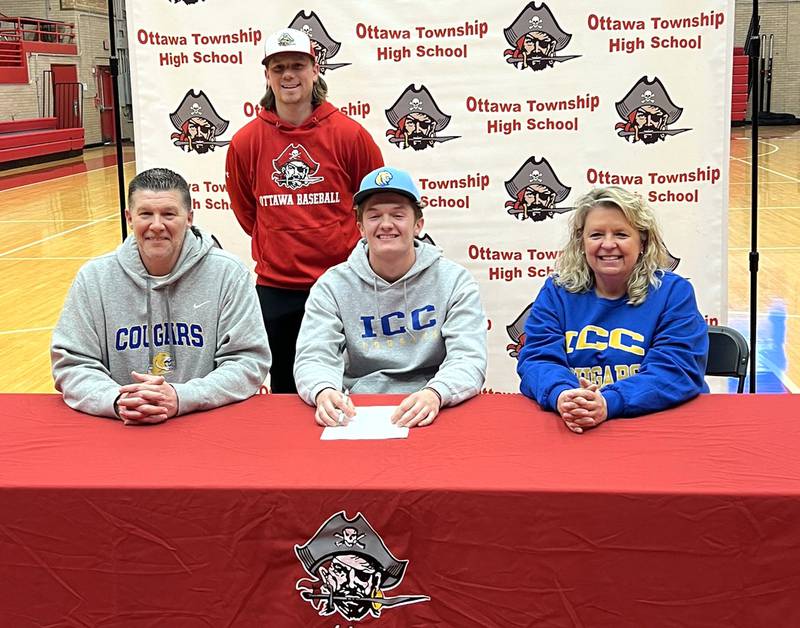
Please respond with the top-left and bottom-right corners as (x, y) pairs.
(1, 393), (799, 627)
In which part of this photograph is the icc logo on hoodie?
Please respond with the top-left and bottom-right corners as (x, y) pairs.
(359, 305), (438, 339)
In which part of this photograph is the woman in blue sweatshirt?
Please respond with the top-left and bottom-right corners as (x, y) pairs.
(517, 186), (708, 433)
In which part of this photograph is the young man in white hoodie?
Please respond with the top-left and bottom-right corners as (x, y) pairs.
(294, 167), (487, 428)
(51, 168), (271, 424)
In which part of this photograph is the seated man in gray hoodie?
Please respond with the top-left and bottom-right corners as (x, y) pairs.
(51, 168), (271, 424)
(294, 166), (487, 428)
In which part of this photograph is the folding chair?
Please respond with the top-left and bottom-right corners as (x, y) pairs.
(706, 325), (749, 393)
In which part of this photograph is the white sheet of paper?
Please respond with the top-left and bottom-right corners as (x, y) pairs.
(321, 405), (409, 440)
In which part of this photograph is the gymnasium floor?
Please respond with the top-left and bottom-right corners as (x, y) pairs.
(1, 127), (798, 394)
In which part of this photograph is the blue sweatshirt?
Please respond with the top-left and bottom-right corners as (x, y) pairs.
(517, 272), (708, 418)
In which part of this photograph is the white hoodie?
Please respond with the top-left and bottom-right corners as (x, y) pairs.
(294, 239), (487, 406)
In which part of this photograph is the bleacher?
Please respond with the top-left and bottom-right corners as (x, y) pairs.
(0, 117), (84, 167)
(0, 13), (83, 167)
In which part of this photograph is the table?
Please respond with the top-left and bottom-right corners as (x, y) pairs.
(1, 393), (799, 627)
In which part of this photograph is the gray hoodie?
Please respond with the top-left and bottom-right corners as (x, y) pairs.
(51, 227), (270, 417)
(294, 239), (487, 406)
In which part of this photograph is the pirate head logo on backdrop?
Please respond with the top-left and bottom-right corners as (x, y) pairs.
(503, 2), (581, 71)
(505, 250), (682, 358)
(295, 512), (429, 621)
(169, 90), (230, 154)
(272, 143), (324, 189)
(385, 84), (460, 151)
(615, 76), (691, 144)
(288, 11), (351, 73)
(505, 157), (573, 222)
(506, 304), (534, 358)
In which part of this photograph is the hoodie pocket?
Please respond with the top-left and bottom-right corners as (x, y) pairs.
(264, 218), (359, 284)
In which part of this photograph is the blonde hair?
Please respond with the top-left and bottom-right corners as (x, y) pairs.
(554, 186), (670, 305)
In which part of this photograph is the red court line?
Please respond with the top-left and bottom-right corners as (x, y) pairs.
(0, 151), (135, 192)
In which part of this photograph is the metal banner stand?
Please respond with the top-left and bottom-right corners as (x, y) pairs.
(746, 4), (760, 393)
(106, 0), (127, 241)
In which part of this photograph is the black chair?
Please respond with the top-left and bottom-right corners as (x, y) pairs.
(706, 325), (749, 393)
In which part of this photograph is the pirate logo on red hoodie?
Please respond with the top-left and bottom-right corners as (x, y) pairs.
(272, 143), (325, 190)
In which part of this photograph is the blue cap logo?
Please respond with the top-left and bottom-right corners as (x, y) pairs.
(354, 166), (421, 206)
(374, 170), (393, 187)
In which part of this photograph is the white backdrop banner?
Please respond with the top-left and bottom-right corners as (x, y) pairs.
(127, 1), (733, 392)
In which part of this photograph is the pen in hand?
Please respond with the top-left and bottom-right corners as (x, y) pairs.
(337, 389), (350, 426)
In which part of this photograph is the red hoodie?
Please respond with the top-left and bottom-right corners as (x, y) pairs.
(226, 102), (383, 289)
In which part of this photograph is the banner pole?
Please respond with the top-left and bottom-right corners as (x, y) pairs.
(107, 0), (127, 242)
(748, 0), (760, 393)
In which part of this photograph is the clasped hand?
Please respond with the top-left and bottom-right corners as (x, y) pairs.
(116, 371), (179, 425)
(556, 377), (608, 434)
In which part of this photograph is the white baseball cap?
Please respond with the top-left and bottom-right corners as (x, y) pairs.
(263, 28), (315, 64)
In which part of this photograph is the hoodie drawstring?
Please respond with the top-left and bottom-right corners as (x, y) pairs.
(146, 276), (153, 373)
(146, 280), (175, 375)
(403, 280), (416, 343)
(372, 276), (380, 333)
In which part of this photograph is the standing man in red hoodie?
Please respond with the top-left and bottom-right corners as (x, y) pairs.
(226, 28), (383, 393)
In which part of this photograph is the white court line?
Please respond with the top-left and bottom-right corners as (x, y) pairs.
(736, 135), (800, 141)
(761, 356), (800, 394)
(729, 156), (800, 183)
(736, 313), (800, 320)
(0, 256), (94, 261)
(729, 206), (800, 210)
(729, 310), (800, 320)
(731, 138), (781, 157)
(731, 313), (800, 320)
(0, 213), (117, 258)
(0, 326), (53, 335)
(729, 246), (800, 252)
(757, 141), (780, 156)
(729, 181), (793, 185)
(0, 161), (133, 193)
(776, 372), (799, 394)
(722, 313), (800, 392)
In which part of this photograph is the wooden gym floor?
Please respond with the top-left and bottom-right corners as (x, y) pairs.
(0, 126), (798, 394)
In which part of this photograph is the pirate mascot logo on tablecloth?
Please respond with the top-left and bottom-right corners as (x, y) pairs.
(615, 76), (691, 144)
(503, 2), (580, 71)
(169, 90), (230, 154)
(287, 11), (351, 74)
(295, 511), (429, 621)
(385, 84), (460, 151)
(271, 143), (324, 190)
(504, 157), (574, 222)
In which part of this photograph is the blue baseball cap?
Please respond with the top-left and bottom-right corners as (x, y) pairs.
(353, 167), (422, 207)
